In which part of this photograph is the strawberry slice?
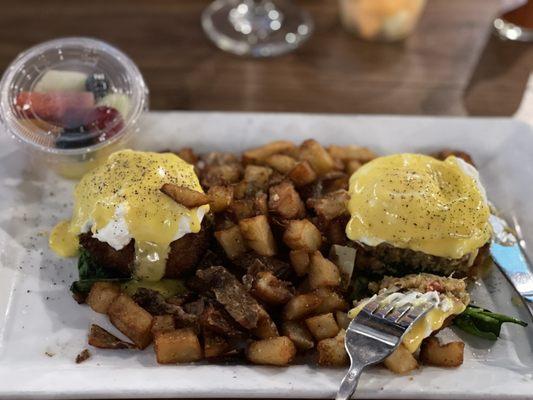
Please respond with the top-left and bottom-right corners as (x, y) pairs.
(83, 106), (124, 141)
(15, 92), (95, 123)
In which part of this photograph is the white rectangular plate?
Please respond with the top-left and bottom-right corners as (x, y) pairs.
(1, 112), (532, 399)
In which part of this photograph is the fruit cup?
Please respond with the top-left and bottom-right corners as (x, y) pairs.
(0, 37), (148, 179)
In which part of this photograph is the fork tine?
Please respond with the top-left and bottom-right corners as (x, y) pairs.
(361, 289), (399, 314)
(386, 303), (412, 323)
(396, 301), (436, 328)
(373, 294), (403, 318)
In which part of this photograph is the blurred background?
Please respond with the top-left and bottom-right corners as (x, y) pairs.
(1, 0), (532, 116)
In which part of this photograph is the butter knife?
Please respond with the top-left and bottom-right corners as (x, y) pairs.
(489, 214), (533, 320)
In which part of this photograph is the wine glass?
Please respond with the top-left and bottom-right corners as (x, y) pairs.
(494, 0), (533, 41)
(202, 0), (314, 57)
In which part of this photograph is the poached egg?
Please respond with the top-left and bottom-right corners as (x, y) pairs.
(49, 150), (209, 281)
(345, 153), (491, 259)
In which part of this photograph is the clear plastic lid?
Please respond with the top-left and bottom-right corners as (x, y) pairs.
(0, 37), (148, 155)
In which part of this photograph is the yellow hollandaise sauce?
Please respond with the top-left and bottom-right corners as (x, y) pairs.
(346, 154), (491, 259)
(348, 293), (467, 353)
(49, 150), (209, 281)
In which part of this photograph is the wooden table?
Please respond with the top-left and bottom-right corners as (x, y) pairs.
(1, 0), (532, 116)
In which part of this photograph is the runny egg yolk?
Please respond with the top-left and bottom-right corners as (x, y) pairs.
(348, 292), (467, 353)
(49, 150), (209, 281)
(346, 154), (491, 259)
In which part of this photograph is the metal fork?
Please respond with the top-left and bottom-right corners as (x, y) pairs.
(336, 292), (437, 400)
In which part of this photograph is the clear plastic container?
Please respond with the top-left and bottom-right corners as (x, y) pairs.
(339, 0), (426, 42)
(0, 37), (148, 179)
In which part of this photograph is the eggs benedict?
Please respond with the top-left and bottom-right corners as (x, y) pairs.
(346, 153), (491, 277)
(349, 273), (469, 353)
(49, 150), (211, 281)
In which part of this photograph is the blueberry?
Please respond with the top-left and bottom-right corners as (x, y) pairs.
(85, 73), (110, 99)
(55, 132), (95, 149)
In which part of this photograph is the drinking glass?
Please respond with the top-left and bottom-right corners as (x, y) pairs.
(202, 0), (314, 57)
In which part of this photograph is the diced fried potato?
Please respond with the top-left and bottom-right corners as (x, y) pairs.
(88, 324), (136, 349)
(202, 164), (242, 188)
(325, 218), (349, 246)
(268, 181), (305, 219)
(282, 292), (322, 320)
(313, 287), (348, 314)
(215, 225), (247, 259)
(419, 337), (464, 367)
(161, 183), (210, 207)
(174, 147), (198, 164)
(254, 192), (268, 215)
(253, 311), (280, 339)
(288, 161), (317, 187)
(299, 139), (335, 175)
(306, 190), (349, 221)
(208, 185), (234, 213)
(107, 294), (153, 349)
(244, 165), (273, 190)
(86, 282), (121, 314)
(327, 145), (377, 163)
(243, 141), (296, 164)
(345, 160), (362, 175)
(308, 251), (341, 289)
(384, 344), (419, 374)
(204, 331), (231, 358)
(246, 336), (296, 366)
(317, 329), (349, 367)
(289, 249), (310, 277)
(265, 154), (298, 174)
(151, 315), (175, 335)
(281, 321), (314, 351)
(335, 311), (350, 330)
(230, 198), (256, 220)
(251, 271), (293, 305)
(283, 219), (322, 251)
(305, 313), (339, 341)
(239, 215), (277, 256)
(154, 328), (203, 364)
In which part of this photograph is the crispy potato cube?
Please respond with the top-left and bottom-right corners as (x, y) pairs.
(239, 215), (277, 256)
(243, 140), (296, 164)
(254, 192), (268, 215)
(305, 313), (339, 341)
(246, 336), (296, 366)
(107, 294), (153, 349)
(215, 225), (247, 259)
(86, 282), (121, 314)
(252, 271), (294, 305)
(244, 165), (273, 190)
(306, 190), (350, 221)
(288, 161), (317, 187)
(230, 198), (256, 220)
(151, 315), (175, 335)
(281, 321), (314, 351)
(204, 331), (231, 358)
(308, 251), (341, 289)
(161, 183), (210, 207)
(419, 337), (464, 367)
(174, 147), (198, 164)
(313, 287), (348, 314)
(384, 344), (419, 374)
(317, 329), (349, 366)
(299, 139), (335, 175)
(154, 328), (202, 364)
(289, 249), (310, 277)
(265, 154), (298, 174)
(268, 181), (305, 219)
(335, 311), (350, 330)
(203, 164), (242, 188)
(283, 219), (322, 251)
(327, 145), (377, 163)
(282, 292), (322, 320)
(88, 324), (135, 349)
(208, 185), (234, 213)
(345, 160), (363, 175)
(253, 311), (280, 339)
